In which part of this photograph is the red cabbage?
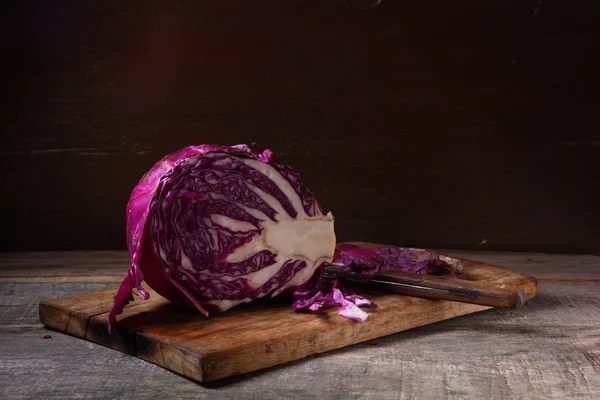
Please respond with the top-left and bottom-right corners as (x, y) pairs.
(109, 144), (465, 330)
(109, 144), (336, 332)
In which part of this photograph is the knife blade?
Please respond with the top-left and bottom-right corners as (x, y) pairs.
(323, 266), (526, 308)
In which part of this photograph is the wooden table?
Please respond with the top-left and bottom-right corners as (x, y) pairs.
(1, 250), (599, 399)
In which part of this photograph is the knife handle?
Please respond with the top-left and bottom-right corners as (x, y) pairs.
(323, 268), (527, 309)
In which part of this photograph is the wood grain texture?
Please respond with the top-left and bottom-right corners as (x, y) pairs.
(3, 283), (600, 399)
(1, 251), (599, 398)
(38, 258), (537, 382)
(3, 248), (599, 281)
(2, 0), (600, 253)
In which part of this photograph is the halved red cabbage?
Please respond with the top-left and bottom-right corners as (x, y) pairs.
(108, 144), (336, 332)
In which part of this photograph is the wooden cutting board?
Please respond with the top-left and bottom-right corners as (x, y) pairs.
(39, 255), (537, 382)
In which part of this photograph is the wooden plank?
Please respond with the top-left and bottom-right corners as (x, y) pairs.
(0, 251), (129, 283)
(39, 259), (537, 382)
(0, 276), (123, 283)
(39, 287), (127, 337)
(1, 281), (598, 399)
(442, 250), (600, 282)
(4, 250), (599, 281)
(0, 251), (129, 269)
(0, 282), (117, 326)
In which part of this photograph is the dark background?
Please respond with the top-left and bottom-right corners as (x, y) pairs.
(2, 0), (599, 253)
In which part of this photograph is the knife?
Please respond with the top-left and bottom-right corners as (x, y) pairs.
(323, 266), (527, 308)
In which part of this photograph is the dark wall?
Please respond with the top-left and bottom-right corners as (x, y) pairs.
(2, 0), (599, 253)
